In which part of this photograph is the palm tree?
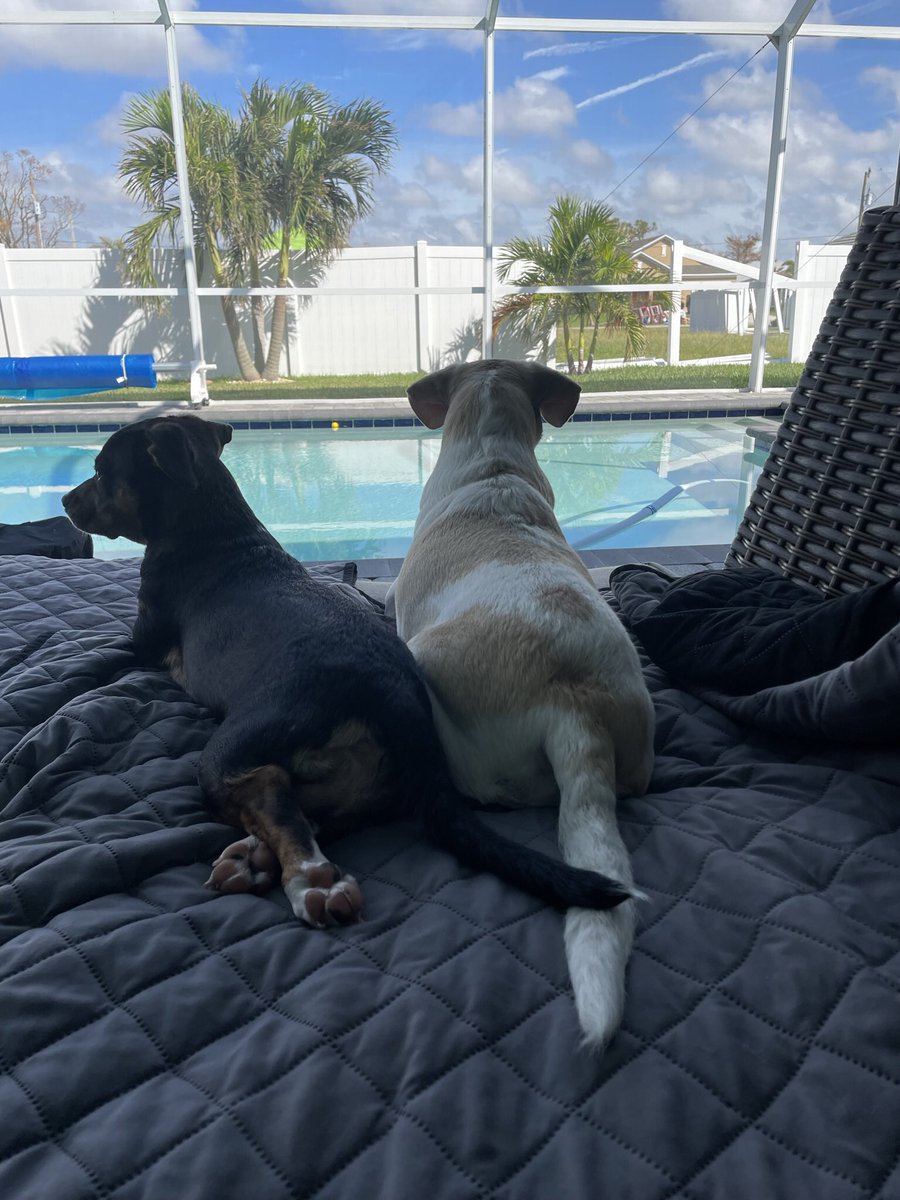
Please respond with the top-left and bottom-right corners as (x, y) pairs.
(118, 86), (262, 381)
(118, 80), (396, 383)
(495, 195), (662, 374)
(252, 83), (396, 380)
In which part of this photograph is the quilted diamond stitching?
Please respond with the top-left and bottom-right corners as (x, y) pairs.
(1, 556), (898, 1200)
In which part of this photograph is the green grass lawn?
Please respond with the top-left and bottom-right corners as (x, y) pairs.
(560, 326), (790, 363)
(1, 330), (801, 406)
(4, 359), (799, 406)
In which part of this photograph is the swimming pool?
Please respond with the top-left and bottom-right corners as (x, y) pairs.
(0, 418), (774, 561)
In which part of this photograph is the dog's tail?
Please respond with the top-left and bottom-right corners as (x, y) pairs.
(423, 780), (633, 912)
(547, 725), (644, 1051)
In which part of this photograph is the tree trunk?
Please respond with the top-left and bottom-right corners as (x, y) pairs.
(262, 237), (291, 381)
(586, 319), (601, 373)
(251, 297), (267, 374)
(207, 240), (260, 382)
(220, 295), (261, 382)
(263, 293), (288, 380)
(561, 314), (575, 374)
(250, 256), (267, 374)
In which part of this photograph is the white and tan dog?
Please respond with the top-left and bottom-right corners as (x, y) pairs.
(389, 359), (654, 1048)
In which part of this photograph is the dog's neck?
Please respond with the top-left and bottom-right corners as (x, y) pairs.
(417, 380), (555, 531)
(143, 461), (278, 559)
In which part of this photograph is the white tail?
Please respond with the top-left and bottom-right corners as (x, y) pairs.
(548, 721), (639, 1048)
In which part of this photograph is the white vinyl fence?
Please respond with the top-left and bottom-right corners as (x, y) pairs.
(0, 242), (507, 378)
(0, 238), (851, 379)
(788, 239), (852, 362)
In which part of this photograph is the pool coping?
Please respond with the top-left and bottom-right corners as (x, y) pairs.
(0, 387), (791, 434)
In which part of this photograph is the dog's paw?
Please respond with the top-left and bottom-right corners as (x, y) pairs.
(283, 861), (364, 929)
(204, 835), (280, 895)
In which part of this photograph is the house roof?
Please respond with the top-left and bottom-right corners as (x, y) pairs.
(629, 233), (792, 286)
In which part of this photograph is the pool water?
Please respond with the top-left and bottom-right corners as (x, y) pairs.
(0, 419), (773, 562)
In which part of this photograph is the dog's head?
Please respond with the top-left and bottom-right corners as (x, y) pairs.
(62, 415), (233, 543)
(407, 360), (581, 441)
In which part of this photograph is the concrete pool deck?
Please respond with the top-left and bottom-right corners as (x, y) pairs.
(0, 386), (792, 427)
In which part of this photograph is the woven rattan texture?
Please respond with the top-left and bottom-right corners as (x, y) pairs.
(729, 205), (900, 594)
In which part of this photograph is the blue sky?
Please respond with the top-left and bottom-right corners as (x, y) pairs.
(1, 0), (898, 259)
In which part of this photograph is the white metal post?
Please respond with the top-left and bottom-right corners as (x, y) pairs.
(748, 0), (817, 393)
(0, 244), (24, 356)
(667, 239), (683, 366)
(482, 0), (500, 360)
(415, 240), (430, 371)
(158, 0), (209, 405)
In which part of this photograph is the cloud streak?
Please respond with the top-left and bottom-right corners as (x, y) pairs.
(577, 50), (732, 109)
(524, 35), (657, 61)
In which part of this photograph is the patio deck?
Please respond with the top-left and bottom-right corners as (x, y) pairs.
(0, 386), (792, 428)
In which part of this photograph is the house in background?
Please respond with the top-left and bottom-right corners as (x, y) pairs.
(628, 233), (794, 337)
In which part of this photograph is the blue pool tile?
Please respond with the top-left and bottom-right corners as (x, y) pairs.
(631, 412), (650, 420)
(97, 423), (120, 432)
(248, 421), (271, 429)
(270, 420), (291, 429)
(229, 420), (250, 430)
(650, 411), (669, 420)
(395, 418), (414, 427)
(373, 418), (393, 427)
(611, 413), (631, 421)
(0, 426), (10, 435)
(353, 419), (373, 428)
(292, 420), (312, 429)
(571, 412), (591, 422)
(707, 408), (727, 418)
(591, 412), (611, 421)
(312, 419), (332, 428)
(31, 424), (54, 433)
(78, 424), (99, 432)
(54, 424), (77, 433)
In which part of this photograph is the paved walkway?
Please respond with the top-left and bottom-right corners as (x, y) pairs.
(1, 386), (791, 426)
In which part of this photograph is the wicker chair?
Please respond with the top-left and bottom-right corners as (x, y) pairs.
(728, 204), (900, 595)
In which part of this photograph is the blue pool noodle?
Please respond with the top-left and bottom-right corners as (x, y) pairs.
(0, 355), (156, 398)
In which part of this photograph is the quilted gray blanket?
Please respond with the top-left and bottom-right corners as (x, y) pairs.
(2, 555), (899, 1200)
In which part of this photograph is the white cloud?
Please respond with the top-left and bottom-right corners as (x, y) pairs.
(524, 35), (657, 61)
(861, 65), (900, 110)
(578, 50), (732, 108)
(0, 0), (237, 76)
(609, 55), (900, 251)
(426, 72), (577, 139)
(662, 0), (836, 26)
(567, 139), (614, 171)
(307, 0), (483, 52)
(36, 151), (141, 243)
(311, 0), (482, 12)
(94, 94), (142, 148)
(532, 67), (569, 82)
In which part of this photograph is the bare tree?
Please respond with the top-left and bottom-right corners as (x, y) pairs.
(724, 231), (761, 264)
(0, 149), (85, 247)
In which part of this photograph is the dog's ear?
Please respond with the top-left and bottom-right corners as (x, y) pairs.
(530, 364), (581, 428)
(407, 367), (456, 429)
(145, 421), (199, 489)
(208, 421), (233, 455)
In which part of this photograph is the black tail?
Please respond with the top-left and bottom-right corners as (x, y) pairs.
(423, 781), (632, 911)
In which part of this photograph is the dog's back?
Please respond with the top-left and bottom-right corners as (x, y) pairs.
(64, 412), (634, 925)
(392, 361), (655, 1046)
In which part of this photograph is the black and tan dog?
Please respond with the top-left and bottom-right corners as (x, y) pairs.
(62, 414), (632, 927)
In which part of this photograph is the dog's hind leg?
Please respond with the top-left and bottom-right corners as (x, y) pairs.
(200, 728), (363, 928)
(545, 720), (637, 1050)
